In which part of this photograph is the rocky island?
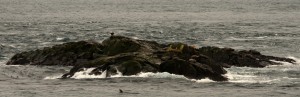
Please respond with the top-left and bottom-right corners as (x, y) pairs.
(6, 36), (296, 81)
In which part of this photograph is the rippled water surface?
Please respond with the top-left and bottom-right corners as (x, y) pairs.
(0, 0), (300, 97)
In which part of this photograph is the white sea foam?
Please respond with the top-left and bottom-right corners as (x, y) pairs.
(225, 70), (274, 83)
(43, 68), (214, 82)
(267, 56), (300, 69)
(44, 75), (63, 80)
(45, 56), (300, 82)
(71, 68), (107, 79)
(42, 68), (280, 83)
(134, 72), (186, 79)
(0, 61), (6, 66)
(0, 61), (21, 67)
(287, 56), (300, 65)
(43, 67), (273, 83)
(224, 56), (300, 83)
(131, 37), (139, 40)
(191, 78), (214, 83)
(66, 68), (188, 79)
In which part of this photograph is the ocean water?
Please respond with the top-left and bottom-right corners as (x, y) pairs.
(0, 0), (300, 97)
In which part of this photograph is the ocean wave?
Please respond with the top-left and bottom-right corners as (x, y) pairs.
(44, 67), (265, 83)
(225, 70), (276, 83)
(0, 61), (8, 66)
(41, 56), (300, 83)
(288, 56), (300, 65)
(225, 56), (300, 83)
(44, 68), (214, 82)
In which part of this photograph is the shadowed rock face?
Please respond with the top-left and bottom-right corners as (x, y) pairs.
(197, 47), (295, 68)
(6, 36), (296, 81)
(6, 40), (104, 66)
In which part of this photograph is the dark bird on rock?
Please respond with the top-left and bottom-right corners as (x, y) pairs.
(110, 32), (115, 36)
(119, 89), (123, 93)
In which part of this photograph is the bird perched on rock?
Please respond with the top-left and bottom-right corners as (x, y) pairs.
(119, 89), (123, 93)
(110, 32), (115, 36)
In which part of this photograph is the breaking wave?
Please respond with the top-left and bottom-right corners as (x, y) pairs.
(44, 68), (214, 83)
(43, 56), (300, 83)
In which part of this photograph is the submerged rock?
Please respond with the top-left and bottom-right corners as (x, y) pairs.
(6, 35), (296, 81)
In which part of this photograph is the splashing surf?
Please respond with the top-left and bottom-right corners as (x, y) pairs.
(41, 56), (300, 83)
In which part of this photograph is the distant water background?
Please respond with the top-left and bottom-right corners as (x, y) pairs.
(0, 0), (300, 97)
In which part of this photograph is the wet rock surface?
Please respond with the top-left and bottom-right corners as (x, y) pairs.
(6, 36), (296, 81)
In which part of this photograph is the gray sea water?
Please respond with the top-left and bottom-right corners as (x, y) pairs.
(0, 0), (300, 97)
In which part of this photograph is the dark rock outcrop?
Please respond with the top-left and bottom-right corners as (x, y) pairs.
(6, 35), (296, 81)
(197, 47), (295, 68)
(6, 40), (104, 66)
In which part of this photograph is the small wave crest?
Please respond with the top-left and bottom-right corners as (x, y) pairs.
(45, 56), (300, 83)
(225, 69), (276, 83)
(288, 56), (300, 65)
(225, 56), (300, 83)
(0, 61), (6, 66)
(44, 68), (214, 82)
(43, 67), (292, 83)
(267, 56), (300, 67)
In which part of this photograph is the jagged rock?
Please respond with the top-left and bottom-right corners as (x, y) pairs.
(197, 46), (296, 67)
(160, 58), (198, 79)
(6, 40), (104, 66)
(6, 35), (296, 81)
(102, 36), (164, 55)
(61, 52), (160, 79)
